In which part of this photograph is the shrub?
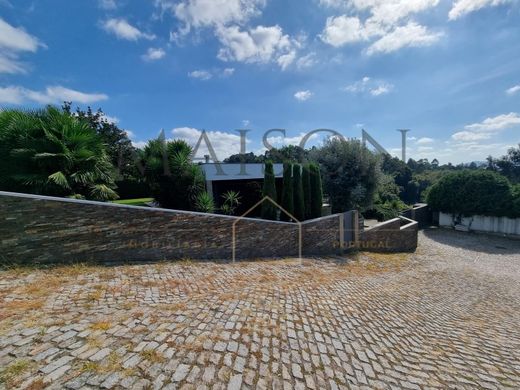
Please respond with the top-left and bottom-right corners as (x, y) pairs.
(220, 190), (241, 215)
(309, 163), (323, 219)
(512, 184), (520, 217)
(280, 163), (294, 221)
(293, 164), (305, 221)
(261, 161), (277, 220)
(194, 192), (215, 213)
(302, 164), (312, 219)
(427, 170), (514, 217)
(141, 138), (204, 210)
(0, 107), (118, 200)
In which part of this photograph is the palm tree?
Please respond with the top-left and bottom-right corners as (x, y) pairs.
(141, 137), (205, 210)
(0, 106), (118, 200)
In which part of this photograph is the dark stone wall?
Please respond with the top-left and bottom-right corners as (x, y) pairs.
(360, 218), (418, 253)
(0, 192), (300, 264)
(1, 192), (419, 264)
(302, 214), (343, 256)
(401, 204), (432, 229)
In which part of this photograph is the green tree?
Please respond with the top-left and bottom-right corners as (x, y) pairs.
(302, 164), (312, 219)
(293, 164), (305, 221)
(280, 163), (294, 221)
(309, 163), (323, 219)
(261, 161), (277, 220)
(141, 137), (205, 210)
(62, 102), (136, 178)
(0, 107), (118, 200)
(310, 139), (379, 213)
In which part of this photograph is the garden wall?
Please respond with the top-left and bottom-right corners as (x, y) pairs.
(400, 203), (432, 229)
(439, 212), (520, 236)
(359, 217), (418, 252)
(0, 191), (420, 264)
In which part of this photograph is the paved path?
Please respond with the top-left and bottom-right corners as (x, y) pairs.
(1, 229), (519, 389)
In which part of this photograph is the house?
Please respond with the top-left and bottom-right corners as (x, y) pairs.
(201, 163), (283, 214)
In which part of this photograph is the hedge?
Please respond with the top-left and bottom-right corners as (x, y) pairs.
(427, 170), (519, 218)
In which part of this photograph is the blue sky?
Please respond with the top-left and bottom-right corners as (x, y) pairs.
(0, 0), (519, 164)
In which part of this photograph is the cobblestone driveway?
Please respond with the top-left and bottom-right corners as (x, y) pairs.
(1, 229), (520, 389)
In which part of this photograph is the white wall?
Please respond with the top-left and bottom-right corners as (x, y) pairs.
(439, 213), (520, 236)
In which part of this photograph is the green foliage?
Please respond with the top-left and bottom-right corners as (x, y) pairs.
(293, 164), (305, 221)
(0, 106), (118, 201)
(512, 184), (520, 216)
(141, 137), (204, 210)
(309, 163), (323, 219)
(280, 163), (294, 221)
(302, 164), (312, 220)
(62, 102), (136, 178)
(220, 190), (241, 215)
(487, 144), (520, 184)
(194, 192), (215, 213)
(427, 170), (516, 217)
(261, 161), (277, 220)
(265, 145), (308, 163)
(311, 139), (379, 213)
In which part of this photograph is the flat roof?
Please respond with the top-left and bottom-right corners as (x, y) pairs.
(201, 163), (283, 181)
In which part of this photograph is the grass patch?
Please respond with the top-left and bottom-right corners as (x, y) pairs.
(112, 198), (153, 206)
(0, 359), (33, 387)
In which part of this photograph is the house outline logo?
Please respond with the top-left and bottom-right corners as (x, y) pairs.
(232, 196), (302, 263)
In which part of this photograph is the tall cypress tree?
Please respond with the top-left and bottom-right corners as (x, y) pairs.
(280, 163), (294, 221)
(261, 161), (277, 220)
(310, 163), (323, 219)
(302, 164), (311, 220)
(293, 164), (305, 221)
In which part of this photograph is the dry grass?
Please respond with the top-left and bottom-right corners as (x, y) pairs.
(139, 349), (165, 363)
(90, 321), (112, 331)
(0, 359), (33, 387)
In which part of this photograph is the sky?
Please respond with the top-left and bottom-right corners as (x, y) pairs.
(0, 0), (519, 164)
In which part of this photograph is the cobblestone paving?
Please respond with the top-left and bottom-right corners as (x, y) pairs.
(1, 229), (520, 389)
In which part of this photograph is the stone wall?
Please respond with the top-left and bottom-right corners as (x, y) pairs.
(302, 214), (343, 256)
(1, 191), (419, 264)
(401, 204), (432, 229)
(0, 192), (300, 264)
(359, 217), (418, 252)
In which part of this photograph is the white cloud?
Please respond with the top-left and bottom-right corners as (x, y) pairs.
(296, 52), (317, 69)
(266, 132), (320, 147)
(416, 137), (435, 144)
(102, 19), (155, 41)
(294, 90), (313, 101)
(465, 112), (520, 132)
(366, 22), (442, 55)
(222, 67), (235, 77)
(0, 85), (108, 105)
(0, 18), (41, 52)
(319, 1), (442, 55)
(164, 0), (265, 34)
(449, 0), (512, 21)
(343, 76), (393, 96)
(172, 127), (250, 161)
(0, 18), (43, 74)
(188, 70), (213, 80)
(451, 112), (520, 141)
(216, 25), (297, 68)
(506, 85), (520, 96)
(320, 15), (368, 47)
(242, 119), (250, 127)
(98, 0), (117, 10)
(142, 47), (166, 61)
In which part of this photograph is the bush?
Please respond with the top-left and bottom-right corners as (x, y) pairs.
(280, 163), (294, 221)
(261, 161), (277, 220)
(293, 164), (305, 221)
(302, 164), (312, 219)
(309, 163), (323, 219)
(310, 139), (379, 213)
(115, 178), (151, 199)
(427, 170), (515, 217)
(513, 184), (520, 217)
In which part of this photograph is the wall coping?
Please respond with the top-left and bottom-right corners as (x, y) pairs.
(0, 191), (342, 227)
